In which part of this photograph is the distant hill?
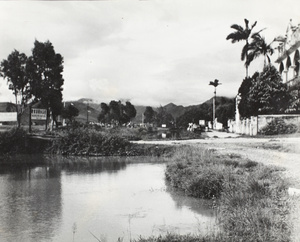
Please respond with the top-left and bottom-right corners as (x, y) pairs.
(68, 96), (234, 124)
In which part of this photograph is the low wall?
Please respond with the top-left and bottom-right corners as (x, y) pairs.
(228, 114), (300, 136)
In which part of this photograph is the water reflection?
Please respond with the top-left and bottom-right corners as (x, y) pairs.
(0, 155), (216, 242)
(0, 164), (62, 242)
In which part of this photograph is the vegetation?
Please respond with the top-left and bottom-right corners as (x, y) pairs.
(0, 40), (64, 127)
(98, 100), (137, 125)
(226, 19), (258, 77)
(0, 128), (28, 155)
(0, 50), (29, 127)
(143, 105), (174, 127)
(61, 103), (79, 125)
(161, 146), (291, 242)
(176, 97), (235, 128)
(260, 118), (298, 135)
(238, 65), (291, 117)
(47, 126), (174, 156)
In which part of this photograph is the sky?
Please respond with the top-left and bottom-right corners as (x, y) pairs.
(0, 0), (299, 107)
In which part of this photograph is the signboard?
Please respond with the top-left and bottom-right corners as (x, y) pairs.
(31, 108), (47, 120)
(0, 112), (17, 122)
(199, 120), (205, 126)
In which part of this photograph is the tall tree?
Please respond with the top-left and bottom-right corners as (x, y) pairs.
(247, 65), (291, 115)
(238, 72), (259, 118)
(0, 50), (29, 127)
(62, 104), (79, 125)
(226, 19), (257, 77)
(155, 106), (174, 127)
(27, 40), (64, 126)
(144, 106), (156, 123)
(124, 101), (136, 121)
(246, 32), (274, 68)
(99, 100), (136, 125)
(98, 102), (110, 123)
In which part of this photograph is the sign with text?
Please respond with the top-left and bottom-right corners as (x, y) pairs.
(0, 112), (17, 122)
(31, 108), (47, 120)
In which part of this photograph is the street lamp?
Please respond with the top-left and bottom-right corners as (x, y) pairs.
(209, 79), (221, 129)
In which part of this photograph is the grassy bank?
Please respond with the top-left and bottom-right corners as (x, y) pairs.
(138, 145), (292, 242)
(0, 127), (174, 157)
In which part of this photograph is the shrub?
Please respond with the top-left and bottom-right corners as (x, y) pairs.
(0, 128), (28, 154)
(260, 118), (298, 135)
(48, 127), (131, 156)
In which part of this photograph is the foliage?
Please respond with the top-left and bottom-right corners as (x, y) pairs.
(48, 127), (131, 156)
(98, 100), (136, 125)
(0, 50), (29, 126)
(155, 106), (174, 127)
(135, 233), (223, 242)
(248, 65), (291, 115)
(226, 19), (258, 76)
(246, 32), (274, 67)
(238, 73), (258, 118)
(260, 118), (298, 135)
(215, 101), (235, 127)
(0, 128), (28, 154)
(26, 40), (64, 125)
(164, 146), (291, 242)
(238, 65), (291, 117)
(144, 106), (156, 123)
(176, 97), (235, 128)
(62, 104), (79, 124)
(48, 127), (174, 156)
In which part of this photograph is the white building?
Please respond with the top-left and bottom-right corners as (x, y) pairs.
(275, 19), (300, 111)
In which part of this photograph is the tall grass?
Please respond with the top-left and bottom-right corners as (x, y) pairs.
(48, 127), (131, 156)
(161, 145), (292, 242)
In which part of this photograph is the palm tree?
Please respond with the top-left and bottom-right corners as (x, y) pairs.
(246, 32), (274, 68)
(226, 19), (257, 77)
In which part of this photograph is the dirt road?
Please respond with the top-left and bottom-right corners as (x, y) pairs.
(133, 132), (300, 187)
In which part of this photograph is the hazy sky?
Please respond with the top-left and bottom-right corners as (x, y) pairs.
(0, 0), (299, 107)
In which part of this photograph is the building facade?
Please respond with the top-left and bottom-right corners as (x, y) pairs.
(275, 19), (300, 111)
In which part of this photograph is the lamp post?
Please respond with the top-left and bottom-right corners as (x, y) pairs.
(209, 79), (221, 129)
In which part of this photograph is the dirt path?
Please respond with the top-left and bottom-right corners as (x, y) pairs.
(134, 134), (300, 187)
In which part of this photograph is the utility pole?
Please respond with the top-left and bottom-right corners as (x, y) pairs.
(209, 79), (221, 129)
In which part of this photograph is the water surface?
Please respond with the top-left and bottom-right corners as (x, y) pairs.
(0, 156), (216, 242)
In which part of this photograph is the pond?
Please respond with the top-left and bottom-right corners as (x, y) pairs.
(0, 155), (217, 242)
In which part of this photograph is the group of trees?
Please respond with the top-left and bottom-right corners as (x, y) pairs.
(98, 100), (136, 125)
(0, 40), (64, 127)
(143, 99), (235, 129)
(144, 106), (174, 127)
(227, 19), (292, 117)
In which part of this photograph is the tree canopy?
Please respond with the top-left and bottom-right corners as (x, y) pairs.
(27, 40), (64, 124)
(0, 50), (29, 126)
(238, 65), (291, 117)
(0, 40), (64, 127)
(98, 100), (136, 125)
(62, 104), (79, 124)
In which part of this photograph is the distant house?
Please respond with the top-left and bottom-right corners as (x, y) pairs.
(0, 102), (16, 112)
(0, 102), (17, 124)
(275, 19), (300, 111)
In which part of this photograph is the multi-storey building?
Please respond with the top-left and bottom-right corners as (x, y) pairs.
(275, 19), (300, 111)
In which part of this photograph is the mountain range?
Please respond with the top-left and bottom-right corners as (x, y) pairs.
(66, 96), (234, 124)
